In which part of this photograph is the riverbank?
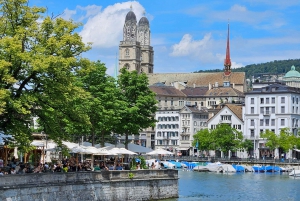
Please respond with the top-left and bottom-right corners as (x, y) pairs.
(0, 169), (178, 201)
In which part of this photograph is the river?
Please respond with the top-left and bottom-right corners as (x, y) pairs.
(162, 170), (300, 201)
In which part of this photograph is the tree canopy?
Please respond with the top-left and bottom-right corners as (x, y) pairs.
(0, 0), (92, 147)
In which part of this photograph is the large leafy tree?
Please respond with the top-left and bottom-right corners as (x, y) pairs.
(116, 68), (157, 149)
(0, 0), (92, 146)
(192, 128), (214, 152)
(278, 128), (297, 153)
(78, 61), (121, 146)
(192, 124), (243, 156)
(211, 124), (243, 154)
(260, 129), (279, 152)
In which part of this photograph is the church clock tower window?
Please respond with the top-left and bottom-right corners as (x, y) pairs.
(125, 48), (130, 58)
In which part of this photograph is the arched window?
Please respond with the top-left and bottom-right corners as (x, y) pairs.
(124, 63), (130, 70)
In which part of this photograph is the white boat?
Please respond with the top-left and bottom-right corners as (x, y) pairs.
(221, 164), (236, 173)
(289, 169), (300, 177)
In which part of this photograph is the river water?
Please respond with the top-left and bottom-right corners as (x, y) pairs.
(162, 170), (300, 201)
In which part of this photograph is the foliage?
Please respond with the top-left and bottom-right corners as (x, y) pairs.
(76, 61), (121, 146)
(241, 139), (254, 154)
(211, 124), (243, 153)
(192, 124), (243, 153)
(115, 68), (157, 149)
(128, 172), (134, 179)
(0, 0), (92, 146)
(260, 130), (279, 151)
(278, 128), (297, 153)
(130, 157), (137, 170)
(192, 129), (214, 151)
(137, 156), (148, 169)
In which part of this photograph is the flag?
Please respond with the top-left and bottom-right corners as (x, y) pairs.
(196, 140), (199, 149)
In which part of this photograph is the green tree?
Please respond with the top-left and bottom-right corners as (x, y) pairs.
(261, 129), (279, 151)
(241, 139), (254, 155)
(0, 0), (92, 145)
(211, 124), (243, 155)
(116, 68), (157, 149)
(192, 128), (214, 152)
(78, 61), (121, 147)
(278, 128), (297, 153)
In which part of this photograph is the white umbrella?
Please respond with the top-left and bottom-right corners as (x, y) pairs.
(110, 147), (137, 155)
(62, 141), (79, 149)
(31, 140), (44, 147)
(94, 148), (116, 155)
(146, 148), (174, 155)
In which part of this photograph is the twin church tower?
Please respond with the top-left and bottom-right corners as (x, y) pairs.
(119, 9), (154, 74)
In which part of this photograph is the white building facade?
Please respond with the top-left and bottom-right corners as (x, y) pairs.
(244, 83), (300, 159)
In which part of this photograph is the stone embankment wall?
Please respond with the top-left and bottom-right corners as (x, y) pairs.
(0, 169), (178, 201)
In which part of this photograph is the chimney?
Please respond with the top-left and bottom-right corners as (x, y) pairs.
(232, 83), (235, 89)
(209, 83), (211, 90)
(215, 82), (219, 88)
(193, 83), (196, 88)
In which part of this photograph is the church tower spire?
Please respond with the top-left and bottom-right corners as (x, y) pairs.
(224, 22), (231, 76)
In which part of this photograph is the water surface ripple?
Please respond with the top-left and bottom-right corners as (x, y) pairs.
(162, 170), (300, 201)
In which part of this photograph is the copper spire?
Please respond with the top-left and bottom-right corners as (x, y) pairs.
(224, 22), (231, 76)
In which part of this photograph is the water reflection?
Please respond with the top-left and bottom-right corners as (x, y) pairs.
(162, 170), (300, 201)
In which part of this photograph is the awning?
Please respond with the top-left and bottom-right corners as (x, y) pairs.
(176, 147), (190, 151)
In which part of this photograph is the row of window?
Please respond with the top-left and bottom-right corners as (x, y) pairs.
(252, 97), (300, 105)
(250, 118), (286, 127)
(156, 140), (178, 145)
(211, 124), (241, 130)
(157, 132), (179, 138)
(250, 106), (286, 114)
(157, 116), (179, 121)
(157, 124), (179, 129)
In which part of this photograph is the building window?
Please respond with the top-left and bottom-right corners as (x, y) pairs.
(238, 125), (241, 130)
(179, 100), (184, 106)
(266, 98), (269, 104)
(272, 97), (275, 104)
(125, 48), (129, 56)
(260, 119), (263, 126)
(251, 107), (254, 114)
(281, 97), (285, 103)
(281, 106), (285, 113)
(293, 97), (295, 104)
(251, 119), (254, 126)
(250, 129), (254, 138)
(272, 107), (275, 113)
(281, 119), (285, 126)
(265, 119), (269, 126)
(260, 129), (264, 134)
(260, 107), (264, 114)
(271, 119), (275, 126)
(260, 98), (264, 104)
(251, 98), (254, 104)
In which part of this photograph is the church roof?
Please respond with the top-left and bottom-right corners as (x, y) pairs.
(147, 72), (245, 88)
(125, 11), (137, 22)
(205, 87), (244, 97)
(138, 17), (149, 26)
(149, 85), (186, 97)
(284, 65), (300, 78)
(181, 87), (209, 97)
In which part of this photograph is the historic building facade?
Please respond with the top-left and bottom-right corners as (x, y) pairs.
(119, 10), (154, 74)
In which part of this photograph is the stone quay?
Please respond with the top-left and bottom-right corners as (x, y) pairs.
(0, 169), (178, 201)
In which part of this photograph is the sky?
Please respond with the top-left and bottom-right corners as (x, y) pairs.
(29, 0), (300, 76)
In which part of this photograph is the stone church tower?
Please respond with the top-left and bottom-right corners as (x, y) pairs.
(119, 10), (154, 74)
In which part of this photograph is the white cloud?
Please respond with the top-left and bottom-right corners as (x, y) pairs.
(231, 61), (244, 69)
(170, 33), (224, 64)
(79, 1), (145, 48)
(61, 8), (76, 20)
(170, 33), (212, 57)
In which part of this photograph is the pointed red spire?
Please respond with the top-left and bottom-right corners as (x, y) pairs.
(224, 22), (231, 76)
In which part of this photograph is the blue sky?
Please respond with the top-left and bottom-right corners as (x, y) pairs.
(29, 0), (300, 75)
